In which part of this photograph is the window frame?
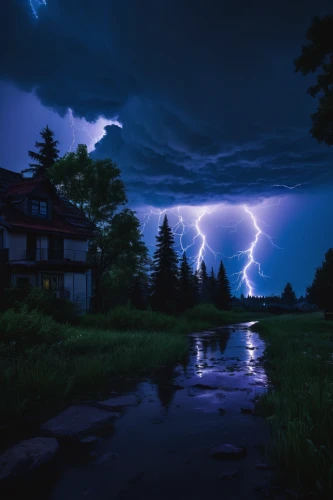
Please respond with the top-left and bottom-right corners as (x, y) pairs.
(31, 198), (48, 218)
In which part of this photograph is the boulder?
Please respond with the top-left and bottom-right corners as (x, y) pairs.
(209, 444), (247, 460)
(40, 405), (120, 442)
(192, 384), (219, 390)
(0, 437), (58, 483)
(97, 395), (139, 409)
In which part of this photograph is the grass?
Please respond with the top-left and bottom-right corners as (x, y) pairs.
(0, 325), (188, 427)
(0, 303), (269, 443)
(250, 312), (333, 498)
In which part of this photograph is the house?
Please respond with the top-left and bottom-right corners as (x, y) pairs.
(0, 167), (97, 312)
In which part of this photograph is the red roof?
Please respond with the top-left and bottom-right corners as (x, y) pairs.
(1, 204), (95, 237)
(5, 175), (47, 196)
(0, 175), (96, 238)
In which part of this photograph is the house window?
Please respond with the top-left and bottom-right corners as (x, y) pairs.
(48, 236), (64, 260)
(31, 199), (48, 217)
(42, 274), (64, 291)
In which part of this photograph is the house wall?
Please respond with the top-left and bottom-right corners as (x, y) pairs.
(64, 271), (89, 311)
(7, 231), (26, 260)
(64, 239), (88, 261)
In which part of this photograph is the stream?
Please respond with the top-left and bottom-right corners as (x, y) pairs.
(45, 322), (274, 499)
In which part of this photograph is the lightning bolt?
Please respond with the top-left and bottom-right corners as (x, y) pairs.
(67, 108), (122, 153)
(140, 206), (221, 270)
(271, 183), (310, 190)
(29, 0), (46, 19)
(230, 205), (280, 297)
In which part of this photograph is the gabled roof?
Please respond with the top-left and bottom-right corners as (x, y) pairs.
(0, 167), (22, 196)
(0, 171), (96, 239)
(4, 175), (46, 197)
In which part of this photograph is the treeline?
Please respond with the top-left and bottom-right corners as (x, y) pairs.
(148, 214), (232, 314)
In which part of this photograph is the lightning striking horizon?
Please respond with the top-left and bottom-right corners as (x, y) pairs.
(140, 203), (281, 297)
(230, 205), (281, 296)
(140, 206), (222, 270)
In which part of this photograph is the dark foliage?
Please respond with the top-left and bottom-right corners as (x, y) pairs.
(294, 15), (333, 146)
(150, 215), (179, 313)
(198, 260), (209, 303)
(178, 252), (196, 312)
(23, 125), (60, 177)
(216, 260), (232, 310)
(306, 248), (333, 309)
(281, 282), (297, 306)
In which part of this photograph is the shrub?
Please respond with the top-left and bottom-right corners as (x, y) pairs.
(0, 306), (63, 348)
(1, 287), (79, 324)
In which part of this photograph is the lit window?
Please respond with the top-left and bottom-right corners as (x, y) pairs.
(32, 199), (48, 217)
(42, 275), (50, 290)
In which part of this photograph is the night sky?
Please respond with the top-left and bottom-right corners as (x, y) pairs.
(1, 0), (333, 297)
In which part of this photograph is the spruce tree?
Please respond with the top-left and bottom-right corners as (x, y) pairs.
(150, 215), (179, 313)
(178, 252), (195, 311)
(216, 260), (232, 310)
(198, 260), (209, 303)
(306, 249), (333, 309)
(192, 269), (200, 306)
(281, 282), (297, 306)
(208, 267), (217, 305)
(23, 125), (60, 177)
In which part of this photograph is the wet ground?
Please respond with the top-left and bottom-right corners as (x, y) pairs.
(47, 322), (278, 500)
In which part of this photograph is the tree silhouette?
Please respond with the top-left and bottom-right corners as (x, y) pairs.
(192, 269), (200, 306)
(23, 125), (60, 177)
(306, 248), (333, 309)
(294, 15), (333, 146)
(208, 267), (217, 305)
(281, 282), (297, 306)
(216, 260), (232, 310)
(150, 215), (179, 313)
(178, 252), (196, 312)
(198, 260), (209, 303)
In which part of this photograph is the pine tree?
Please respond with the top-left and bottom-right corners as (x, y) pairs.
(23, 125), (60, 177)
(198, 260), (209, 303)
(208, 267), (217, 305)
(178, 252), (195, 311)
(281, 282), (297, 306)
(192, 269), (200, 306)
(150, 215), (179, 313)
(216, 260), (232, 310)
(306, 248), (333, 309)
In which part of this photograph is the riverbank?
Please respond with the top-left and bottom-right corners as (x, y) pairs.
(251, 312), (333, 498)
(0, 305), (269, 434)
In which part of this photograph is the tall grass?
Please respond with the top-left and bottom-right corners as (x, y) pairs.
(251, 313), (333, 498)
(0, 324), (187, 425)
(80, 304), (269, 333)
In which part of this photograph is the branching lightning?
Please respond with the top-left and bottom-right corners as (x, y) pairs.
(140, 206), (222, 270)
(230, 205), (280, 296)
(29, 0), (46, 19)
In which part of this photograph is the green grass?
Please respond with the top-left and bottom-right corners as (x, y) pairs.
(80, 303), (269, 333)
(0, 304), (268, 435)
(0, 325), (187, 426)
(250, 312), (333, 498)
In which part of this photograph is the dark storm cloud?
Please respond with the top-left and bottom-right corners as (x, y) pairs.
(2, 0), (333, 206)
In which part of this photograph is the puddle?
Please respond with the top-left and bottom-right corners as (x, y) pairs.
(47, 322), (272, 499)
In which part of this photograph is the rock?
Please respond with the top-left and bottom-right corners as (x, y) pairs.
(150, 416), (164, 424)
(96, 452), (121, 464)
(97, 395), (139, 409)
(40, 405), (120, 442)
(79, 436), (102, 450)
(0, 437), (59, 483)
(192, 383), (219, 390)
(217, 408), (226, 415)
(219, 469), (238, 480)
(209, 444), (247, 460)
(255, 462), (275, 470)
(246, 347), (255, 350)
(241, 407), (254, 414)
